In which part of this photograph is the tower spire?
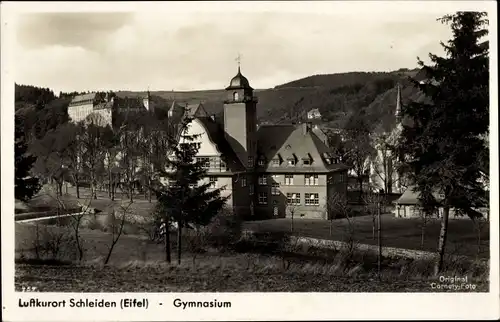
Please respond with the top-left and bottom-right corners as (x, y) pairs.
(395, 82), (402, 122)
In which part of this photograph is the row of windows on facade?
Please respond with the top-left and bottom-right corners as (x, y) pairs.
(247, 155), (339, 168)
(171, 172), (346, 190)
(250, 173), (346, 186)
(257, 192), (320, 206)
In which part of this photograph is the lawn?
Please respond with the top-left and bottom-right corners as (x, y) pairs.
(23, 186), (157, 220)
(14, 221), (490, 292)
(243, 215), (489, 258)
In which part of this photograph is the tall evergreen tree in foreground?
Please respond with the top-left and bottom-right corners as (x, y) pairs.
(398, 12), (489, 273)
(154, 118), (228, 264)
(15, 115), (41, 201)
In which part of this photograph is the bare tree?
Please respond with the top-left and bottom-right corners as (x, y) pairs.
(471, 213), (488, 258)
(342, 118), (376, 201)
(326, 192), (353, 247)
(416, 208), (431, 250)
(80, 116), (108, 200)
(362, 190), (383, 240)
(285, 200), (299, 233)
(118, 127), (141, 203)
(104, 201), (133, 265)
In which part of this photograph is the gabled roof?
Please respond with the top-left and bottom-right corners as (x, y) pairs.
(185, 102), (209, 118)
(256, 123), (348, 173)
(394, 186), (443, 205)
(190, 117), (246, 174)
(69, 93), (97, 105)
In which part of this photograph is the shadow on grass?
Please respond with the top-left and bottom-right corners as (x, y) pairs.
(15, 258), (73, 266)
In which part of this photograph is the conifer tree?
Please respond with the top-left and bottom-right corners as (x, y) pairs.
(15, 115), (41, 201)
(398, 12), (489, 273)
(154, 118), (229, 264)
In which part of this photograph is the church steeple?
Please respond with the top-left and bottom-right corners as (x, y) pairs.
(395, 83), (402, 123)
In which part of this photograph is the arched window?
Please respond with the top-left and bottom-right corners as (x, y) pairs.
(233, 92), (239, 101)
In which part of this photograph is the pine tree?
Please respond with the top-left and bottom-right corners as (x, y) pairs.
(398, 12), (489, 273)
(154, 118), (229, 264)
(15, 116), (41, 201)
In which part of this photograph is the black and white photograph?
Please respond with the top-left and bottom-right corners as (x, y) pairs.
(1, 1), (498, 320)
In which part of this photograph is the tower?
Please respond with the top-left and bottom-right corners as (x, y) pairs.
(223, 65), (258, 169)
(393, 82), (404, 193)
(143, 88), (151, 111)
(395, 82), (402, 125)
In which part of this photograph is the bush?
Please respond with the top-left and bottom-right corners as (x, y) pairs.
(201, 208), (243, 249)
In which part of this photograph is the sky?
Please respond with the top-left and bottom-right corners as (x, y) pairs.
(8, 2), (478, 94)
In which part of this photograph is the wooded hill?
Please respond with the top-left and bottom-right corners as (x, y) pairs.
(117, 68), (426, 133)
(15, 67), (426, 135)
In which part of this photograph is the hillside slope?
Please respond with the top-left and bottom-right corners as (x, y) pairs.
(118, 68), (422, 130)
(16, 68), (424, 133)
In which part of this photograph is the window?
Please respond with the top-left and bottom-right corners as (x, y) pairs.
(241, 177), (247, 187)
(284, 175), (294, 185)
(305, 193), (319, 206)
(197, 157), (210, 168)
(272, 159), (280, 166)
(339, 172), (346, 183)
(209, 157), (217, 169)
(271, 183), (280, 195)
(233, 92), (239, 101)
(258, 158), (266, 166)
(209, 176), (218, 188)
(287, 193), (301, 205)
(249, 185), (254, 195)
(258, 175), (268, 185)
(305, 174), (319, 186)
(303, 158), (312, 165)
(258, 192), (268, 205)
(248, 156), (254, 167)
(287, 158), (296, 166)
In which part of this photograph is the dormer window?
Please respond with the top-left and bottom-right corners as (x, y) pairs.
(287, 154), (297, 166)
(258, 157), (266, 166)
(302, 154), (313, 165)
(272, 158), (280, 166)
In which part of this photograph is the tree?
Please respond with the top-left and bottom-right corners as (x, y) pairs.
(118, 126), (142, 202)
(369, 133), (400, 194)
(59, 122), (85, 199)
(30, 128), (70, 196)
(153, 118), (229, 265)
(15, 115), (41, 201)
(342, 116), (376, 200)
(80, 116), (108, 199)
(397, 12), (489, 274)
(362, 190), (383, 240)
(285, 199), (299, 233)
(104, 201), (133, 265)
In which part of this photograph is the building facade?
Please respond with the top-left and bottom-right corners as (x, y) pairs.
(68, 91), (152, 126)
(175, 67), (349, 219)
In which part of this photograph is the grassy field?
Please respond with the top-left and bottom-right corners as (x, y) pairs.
(24, 186), (489, 259)
(24, 186), (157, 218)
(243, 215), (489, 258)
(15, 221), (489, 292)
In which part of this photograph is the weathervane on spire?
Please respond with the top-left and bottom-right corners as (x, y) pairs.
(235, 53), (242, 70)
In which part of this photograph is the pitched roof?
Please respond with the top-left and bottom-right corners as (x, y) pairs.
(256, 123), (348, 173)
(69, 93), (97, 105)
(193, 117), (246, 174)
(312, 126), (329, 146)
(394, 186), (443, 205)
